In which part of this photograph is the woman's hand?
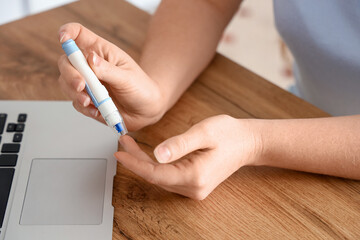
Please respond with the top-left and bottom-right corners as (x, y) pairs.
(115, 115), (264, 200)
(58, 23), (166, 131)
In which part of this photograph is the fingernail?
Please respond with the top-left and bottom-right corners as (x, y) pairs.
(83, 97), (90, 107)
(155, 146), (171, 163)
(59, 31), (67, 43)
(76, 82), (84, 92)
(92, 52), (100, 66)
(90, 108), (99, 117)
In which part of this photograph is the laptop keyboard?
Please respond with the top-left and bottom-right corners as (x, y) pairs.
(0, 113), (26, 229)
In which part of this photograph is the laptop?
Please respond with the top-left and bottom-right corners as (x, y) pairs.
(0, 100), (117, 240)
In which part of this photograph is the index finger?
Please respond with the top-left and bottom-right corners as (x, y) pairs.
(58, 22), (126, 62)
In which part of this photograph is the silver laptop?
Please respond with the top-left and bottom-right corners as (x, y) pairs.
(0, 100), (117, 240)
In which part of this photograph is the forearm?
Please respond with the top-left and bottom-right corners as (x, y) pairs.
(255, 115), (360, 179)
(140, 0), (241, 113)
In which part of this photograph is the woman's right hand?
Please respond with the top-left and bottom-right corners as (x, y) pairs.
(58, 23), (166, 131)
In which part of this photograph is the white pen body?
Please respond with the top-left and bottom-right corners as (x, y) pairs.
(68, 51), (108, 102)
(66, 50), (127, 134)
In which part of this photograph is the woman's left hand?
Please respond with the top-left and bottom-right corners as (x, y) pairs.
(115, 115), (264, 200)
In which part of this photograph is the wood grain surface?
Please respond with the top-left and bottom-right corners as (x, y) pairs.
(0, 0), (359, 239)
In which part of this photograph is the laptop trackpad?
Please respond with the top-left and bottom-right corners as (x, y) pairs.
(20, 158), (107, 225)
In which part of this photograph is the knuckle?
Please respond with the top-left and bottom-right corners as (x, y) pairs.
(219, 114), (233, 122)
(192, 190), (207, 201)
(174, 136), (188, 154)
(196, 114), (234, 140)
(147, 174), (159, 185)
(191, 170), (206, 189)
(197, 121), (213, 138)
(102, 61), (112, 76)
(216, 115), (235, 128)
(223, 115), (236, 126)
(147, 176), (157, 185)
(146, 165), (159, 185)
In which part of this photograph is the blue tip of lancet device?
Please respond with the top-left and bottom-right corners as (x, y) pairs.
(61, 39), (79, 57)
(115, 123), (123, 134)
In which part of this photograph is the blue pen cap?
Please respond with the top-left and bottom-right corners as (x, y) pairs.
(61, 39), (79, 56)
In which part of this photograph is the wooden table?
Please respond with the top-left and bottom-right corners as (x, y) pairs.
(1, 0), (359, 239)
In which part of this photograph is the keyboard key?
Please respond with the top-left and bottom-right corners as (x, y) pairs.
(17, 114), (27, 123)
(13, 133), (22, 143)
(1, 144), (20, 153)
(6, 123), (16, 132)
(0, 168), (15, 228)
(15, 124), (25, 132)
(0, 114), (6, 134)
(0, 155), (18, 166)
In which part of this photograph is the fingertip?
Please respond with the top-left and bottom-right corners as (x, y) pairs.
(84, 97), (90, 107)
(58, 22), (83, 43)
(88, 51), (100, 67)
(77, 93), (90, 107)
(89, 108), (99, 118)
(118, 135), (135, 148)
(58, 23), (68, 36)
(76, 79), (85, 92)
(58, 24), (71, 43)
(59, 31), (69, 43)
(154, 145), (171, 163)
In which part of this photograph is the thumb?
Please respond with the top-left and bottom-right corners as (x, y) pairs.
(154, 125), (210, 164)
(87, 51), (126, 85)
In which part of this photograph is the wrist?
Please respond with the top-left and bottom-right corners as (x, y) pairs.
(139, 61), (192, 118)
(235, 118), (268, 167)
(250, 119), (276, 167)
(140, 75), (171, 127)
(153, 78), (171, 118)
(144, 73), (176, 119)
